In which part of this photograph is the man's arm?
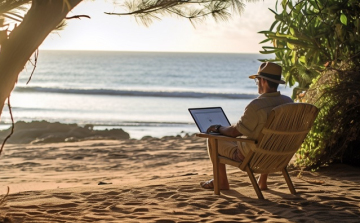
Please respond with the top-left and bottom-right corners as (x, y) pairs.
(207, 125), (242, 137)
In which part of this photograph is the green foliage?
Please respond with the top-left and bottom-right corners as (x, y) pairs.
(106, 0), (254, 26)
(260, 0), (360, 168)
(259, 0), (360, 96)
(298, 66), (360, 167)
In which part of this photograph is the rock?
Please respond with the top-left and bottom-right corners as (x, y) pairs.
(0, 121), (130, 144)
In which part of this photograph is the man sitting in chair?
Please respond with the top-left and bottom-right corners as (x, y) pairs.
(200, 62), (293, 191)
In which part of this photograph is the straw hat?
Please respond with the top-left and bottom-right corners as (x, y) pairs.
(249, 62), (285, 84)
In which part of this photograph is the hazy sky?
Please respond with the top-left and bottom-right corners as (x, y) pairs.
(40, 0), (278, 53)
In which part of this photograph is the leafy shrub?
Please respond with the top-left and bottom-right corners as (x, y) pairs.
(260, 0), (360, 168)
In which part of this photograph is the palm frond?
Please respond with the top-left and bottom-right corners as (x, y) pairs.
(0, 0), (30, 14)
(0, 0), (30, 28)
(2, 12), (23, 22)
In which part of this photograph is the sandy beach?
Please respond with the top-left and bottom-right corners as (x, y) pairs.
(0, 134), (359, 222)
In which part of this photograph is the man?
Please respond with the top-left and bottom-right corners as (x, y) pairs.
(200, 62), (293, 191)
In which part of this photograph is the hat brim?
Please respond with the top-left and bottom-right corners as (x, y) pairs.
(249, 74), (286, 84)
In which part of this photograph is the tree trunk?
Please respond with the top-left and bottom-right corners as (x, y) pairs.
(0, 0), (83, 120)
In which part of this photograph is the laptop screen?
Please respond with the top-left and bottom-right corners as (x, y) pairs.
(188, 107), (231, 133)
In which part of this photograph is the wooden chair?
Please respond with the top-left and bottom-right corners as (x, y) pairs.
(197, 103), (319, 199)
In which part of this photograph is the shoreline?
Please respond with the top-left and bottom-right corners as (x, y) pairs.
(0, 120), (198, 142)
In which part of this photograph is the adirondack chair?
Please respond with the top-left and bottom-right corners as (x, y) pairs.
(197, 103), (319, 199)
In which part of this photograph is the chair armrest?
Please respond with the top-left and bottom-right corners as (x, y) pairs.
(196, 133), (257, 144)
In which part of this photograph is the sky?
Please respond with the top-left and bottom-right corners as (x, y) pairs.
(40, 0), (278, 53)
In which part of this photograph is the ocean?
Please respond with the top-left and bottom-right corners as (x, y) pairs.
(1, 51), (293, 139)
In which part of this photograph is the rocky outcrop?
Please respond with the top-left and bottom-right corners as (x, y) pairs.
(0, 121), (130, 144)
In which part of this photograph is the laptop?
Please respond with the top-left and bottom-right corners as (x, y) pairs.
(188, 107), (231, 133)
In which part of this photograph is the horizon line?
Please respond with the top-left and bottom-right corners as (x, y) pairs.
(38, 48), (266, 55)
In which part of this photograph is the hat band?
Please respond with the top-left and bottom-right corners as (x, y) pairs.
(259, 72), (281, 81)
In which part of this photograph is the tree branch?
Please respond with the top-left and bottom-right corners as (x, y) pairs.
(66, 15), (91, 20)
(106, 0), (244, 24)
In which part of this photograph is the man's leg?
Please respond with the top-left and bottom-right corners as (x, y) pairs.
(200, 139), (237, 190)
(238, 144), (269, 191)
(203, 140), (269, 191)
(257, 173), (268, 190)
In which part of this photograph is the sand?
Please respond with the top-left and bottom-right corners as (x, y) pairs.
(0, 135), (359, 222)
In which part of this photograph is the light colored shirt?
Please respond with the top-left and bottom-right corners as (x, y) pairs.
(235, 91), (293, 156)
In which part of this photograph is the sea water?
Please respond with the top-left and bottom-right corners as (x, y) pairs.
(1, 51), (293, 139)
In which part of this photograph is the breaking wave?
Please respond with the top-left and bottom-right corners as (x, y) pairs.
(15, 86), (257, 99)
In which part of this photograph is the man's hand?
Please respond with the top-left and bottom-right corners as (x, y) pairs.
(207, 125), (243, 137)
(207, 125), (221, 133)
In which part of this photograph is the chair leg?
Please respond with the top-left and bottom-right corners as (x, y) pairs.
(282, 167), (296, 194)
(245, 166), (264, 199)
(210, 138), (220, 195)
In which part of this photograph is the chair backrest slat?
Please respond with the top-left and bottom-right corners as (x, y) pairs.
(262, 128), (310, 135)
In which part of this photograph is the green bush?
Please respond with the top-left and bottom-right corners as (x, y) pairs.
(260, 0), (360, 168)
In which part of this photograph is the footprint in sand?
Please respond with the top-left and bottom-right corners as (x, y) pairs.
(132, 207), (149, 212)
(155, 191), (176, 198)
(176, 202), (188, 208)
